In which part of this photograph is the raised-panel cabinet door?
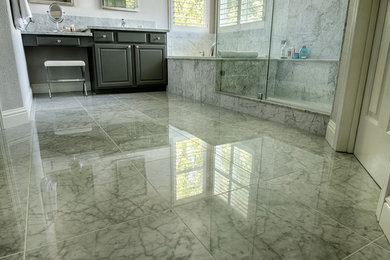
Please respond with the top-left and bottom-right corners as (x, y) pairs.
(95, 44), (133, 88)
(134, 45), (167, 85)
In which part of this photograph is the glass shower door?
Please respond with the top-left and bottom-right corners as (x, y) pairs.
(266, 0), (349, 114)
(216, 0), (274, 99)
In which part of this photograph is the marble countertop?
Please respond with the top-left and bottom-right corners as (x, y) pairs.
(21, 31), (93, 37)
(88, 26), (168, 33)
(168, 56), (219, 61)
(168, 56), (339, 62)
(22, 27), (168, 37)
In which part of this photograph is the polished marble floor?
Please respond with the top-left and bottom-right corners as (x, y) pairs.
(1, 92), (389, 259)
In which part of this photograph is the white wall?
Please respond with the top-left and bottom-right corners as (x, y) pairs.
(0, 0), (32, 128)
(29, 0), (169, 29)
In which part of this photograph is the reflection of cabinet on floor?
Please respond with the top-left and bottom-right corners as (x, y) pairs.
(93, 30), (167, 93)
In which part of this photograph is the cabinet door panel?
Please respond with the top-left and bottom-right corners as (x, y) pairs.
(95, 44), (133, 88)
(135, 45), (167, 85)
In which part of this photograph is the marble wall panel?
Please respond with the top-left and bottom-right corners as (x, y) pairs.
(167, 31), (215, 57)
(268, 60), (339, 106)
(217, 0), (349, 60)
(219, 59), (268, 98)
(167, 58), (330, 135)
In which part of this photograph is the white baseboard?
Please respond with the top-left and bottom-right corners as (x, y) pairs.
(379, 199), (390, 242)
(2, 107), (30, 129)
(325, 120), (337, 149)
(31, 82), (91, 94)
(23, 86), (33, 118)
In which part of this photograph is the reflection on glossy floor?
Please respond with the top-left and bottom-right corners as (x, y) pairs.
(1, 92), (389, 259)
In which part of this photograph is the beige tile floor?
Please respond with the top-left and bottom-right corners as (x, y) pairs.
(0, 92), (389, 259)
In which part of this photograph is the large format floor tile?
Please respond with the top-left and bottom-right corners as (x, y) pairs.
(175, 186), (370, 260)
(0, 92), (387, 259)
(374, 235), (390, 251)
(346, 243), (390, 259)
(26, 153), (169, 250)
(0, 126), (33, 258)
(25, 210), (212, 260)
(132, 151), (260, 207)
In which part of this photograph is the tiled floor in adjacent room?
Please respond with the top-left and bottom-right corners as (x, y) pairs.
(1, 92), (389, 259)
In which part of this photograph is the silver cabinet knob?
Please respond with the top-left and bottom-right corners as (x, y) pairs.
(156, 37), (161, 40)
(57, 39), (62, 43)
(128, 45), (131, 48)
(102, 35), (107, 38)
(135, 45), (139, 48)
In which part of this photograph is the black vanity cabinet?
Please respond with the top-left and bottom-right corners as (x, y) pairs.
(135, 45), (167, 85)
(92, 30), (167, 93)
(95, 44), (133, 88)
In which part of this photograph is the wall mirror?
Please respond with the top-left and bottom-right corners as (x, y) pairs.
(102, 0), (139, 11)
(29, 0), (74, 6)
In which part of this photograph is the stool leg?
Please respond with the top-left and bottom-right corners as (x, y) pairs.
(48, 83), (52, 99)
(83, 81), (88, 96)
(45, 67), (52, 98)
(81, 66), (87, 96)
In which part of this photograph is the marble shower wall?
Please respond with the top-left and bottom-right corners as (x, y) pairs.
(219, 59), (268, 98)
(267, 59), (339, 106)
(270, 0), (349, 59)
(217, 0), (349, 59)
(27, 14), (216, 57)
(218, 58), (338, 110)
(167, 58), (330, 136)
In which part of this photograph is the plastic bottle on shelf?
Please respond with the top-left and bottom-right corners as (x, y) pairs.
(299, 45), (309, 59)
(288, 47), (294, 59)
(280, 40), (288, 59)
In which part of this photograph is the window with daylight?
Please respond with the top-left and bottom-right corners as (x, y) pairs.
(213, 144), (253, 218)
(175, 138), (205, 201)
(219, 0), (264, 27)
(173, 0), (207, 28)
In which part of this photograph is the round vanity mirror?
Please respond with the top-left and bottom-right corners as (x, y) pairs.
(47, 3), (64, 31)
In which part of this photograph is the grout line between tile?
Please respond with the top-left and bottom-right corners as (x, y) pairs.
(23, 209), (172, 254)
(171, 208), (216, 260)
(0, 252), (24, 260)
(342, 235), (385, 259)
(73, 97), (124, 153)
(307, 205), (379, 244)
(109, 95), (160, 122)
(128, 149), (261, 259)
(129, 156), (260, 209)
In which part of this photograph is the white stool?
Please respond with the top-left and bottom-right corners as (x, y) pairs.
(44, 60), (88, 98)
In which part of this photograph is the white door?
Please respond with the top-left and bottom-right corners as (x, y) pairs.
(0, 106), (3, 130)
(355, 0), (390, 242)
(354, 0), (390, 189)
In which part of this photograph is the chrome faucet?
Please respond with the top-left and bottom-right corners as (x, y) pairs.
(121, 19), (126, 28)
(210, 42), (216, 57)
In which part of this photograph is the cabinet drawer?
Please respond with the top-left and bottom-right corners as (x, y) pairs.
(117, 32), (146, 43)
(150, 34), (166, 44)
(94, 31), (114, 42)
(36, 37), (80, 46)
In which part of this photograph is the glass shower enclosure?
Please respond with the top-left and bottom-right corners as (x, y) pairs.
(216, 0), (349, 114)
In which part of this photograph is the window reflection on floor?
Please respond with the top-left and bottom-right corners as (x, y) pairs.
(214, 144), (254, 218)
(175, 138), (205, 200)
